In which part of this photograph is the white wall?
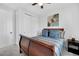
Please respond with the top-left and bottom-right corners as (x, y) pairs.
(16, 9), (39, 44)
(37, 16), (47, 33)
(60, 4), (79, 40)
(38, 7), (62, 33)
(38, 4), (79, 40)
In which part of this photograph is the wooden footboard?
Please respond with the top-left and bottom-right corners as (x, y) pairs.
(19, 35), (55, 56)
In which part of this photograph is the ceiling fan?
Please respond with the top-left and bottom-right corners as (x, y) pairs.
(32, 3), (51, 9)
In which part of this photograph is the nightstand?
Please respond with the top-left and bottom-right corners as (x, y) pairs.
(68, 39), (79, 55)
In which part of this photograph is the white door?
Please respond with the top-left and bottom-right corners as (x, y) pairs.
(22, 12), (38, 37)
(0, 9), (15, 48)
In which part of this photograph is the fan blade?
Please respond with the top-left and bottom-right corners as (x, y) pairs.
(32, 3), (37, 5)
(41, 5), (43, 9)
(47, 3), (51, 4)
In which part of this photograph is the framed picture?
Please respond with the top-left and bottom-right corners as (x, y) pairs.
(48, 13), (59, 27)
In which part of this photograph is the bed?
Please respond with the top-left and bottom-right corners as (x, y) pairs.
(19, 27), (65, 56)
(32, 35), (64, 56)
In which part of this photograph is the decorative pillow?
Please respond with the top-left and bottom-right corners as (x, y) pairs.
(42, 29), (48, 37)
(49, 30), (60, 39)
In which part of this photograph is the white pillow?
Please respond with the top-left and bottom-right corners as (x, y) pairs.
(60, 31), (65, 39)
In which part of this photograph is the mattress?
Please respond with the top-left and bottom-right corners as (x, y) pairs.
(32, 35), (64, 56)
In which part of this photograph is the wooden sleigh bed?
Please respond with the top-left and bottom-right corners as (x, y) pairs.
(19, 35), (55, 56)
(19, 27), (64, 56)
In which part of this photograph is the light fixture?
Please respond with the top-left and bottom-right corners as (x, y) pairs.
(38, 3), (43, 6)
(32, 3), (51, 9)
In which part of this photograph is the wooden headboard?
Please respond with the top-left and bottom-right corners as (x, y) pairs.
(44, 27), (64, 31)
(19, 34), (55, 56)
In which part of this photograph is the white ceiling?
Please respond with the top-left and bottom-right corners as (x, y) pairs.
(0, 3), (79, 16)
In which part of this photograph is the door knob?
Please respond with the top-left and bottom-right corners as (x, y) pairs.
(10, 32), (12, 34)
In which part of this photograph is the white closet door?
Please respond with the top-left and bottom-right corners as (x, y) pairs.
(16, 10), (39, 44)
(22, 13), (32, 37)
(0, 10), (14, 48)
(23, 13), (38, 37)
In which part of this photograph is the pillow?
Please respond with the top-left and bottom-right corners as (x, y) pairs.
(60, 31), (65, 39)
(42, 29), (48, 37)
(49, 30), (60, 39)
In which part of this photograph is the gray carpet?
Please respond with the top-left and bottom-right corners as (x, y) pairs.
(0, 44), (78, 56)
(0, 44), (23, 56)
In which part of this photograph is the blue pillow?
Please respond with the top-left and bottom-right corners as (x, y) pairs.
(42, 29), (48, 37)
(49, 30), (60, 39)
